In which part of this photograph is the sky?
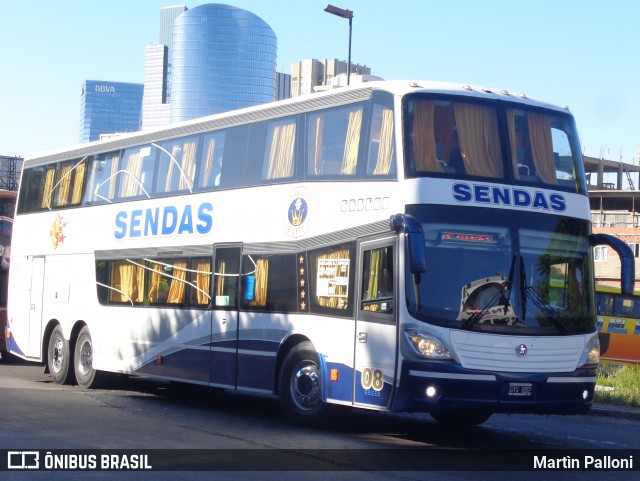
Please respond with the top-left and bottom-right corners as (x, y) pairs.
(1, 0), (639, 163)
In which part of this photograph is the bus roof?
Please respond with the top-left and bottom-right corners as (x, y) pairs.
(24, 79), (572, 167)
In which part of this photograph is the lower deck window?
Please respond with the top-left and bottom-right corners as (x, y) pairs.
(96, 256), (212, 308)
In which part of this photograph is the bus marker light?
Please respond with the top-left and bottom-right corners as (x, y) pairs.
(330, 369), (339, 381)
(157, 355), (164, 365)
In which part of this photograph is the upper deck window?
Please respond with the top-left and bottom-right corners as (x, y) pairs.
(506, 109), (585, 192)
(155, 136), (199, 195)
(307, 104), (363, 177)
(405, 99), (503, 179)
(366, 104), (395, 177)
(404, 94), (586, 194)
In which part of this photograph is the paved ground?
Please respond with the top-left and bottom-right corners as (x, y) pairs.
(591, 402), (640, 420)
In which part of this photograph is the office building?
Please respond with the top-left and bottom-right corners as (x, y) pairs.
(79, 80), (143, 143)
(290, 58), (372, 97)
(170, 4), (277, 122)
(143, 4), (278, 128)
(585, 156), (640, 288)
(276, 72), (292, 101)
(142, 5), (187, 130)
(141, 43), (171, 130)
(160, 5), (188, 105)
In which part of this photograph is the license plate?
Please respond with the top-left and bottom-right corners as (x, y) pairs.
(508, 382), (533, 396)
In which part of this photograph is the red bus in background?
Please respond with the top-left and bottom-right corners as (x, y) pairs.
(0, 189), (16, 354)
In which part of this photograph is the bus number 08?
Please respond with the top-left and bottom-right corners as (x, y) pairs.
(361, 368), (384, 391)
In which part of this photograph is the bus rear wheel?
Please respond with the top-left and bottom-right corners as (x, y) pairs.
(74, 326), (99, 389)
(47, 325), (73, 384)
(278, 341), (330, 426)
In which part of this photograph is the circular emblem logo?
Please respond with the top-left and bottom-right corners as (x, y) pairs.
(284, 187), (312, 238)
(516, 344), (528, 357)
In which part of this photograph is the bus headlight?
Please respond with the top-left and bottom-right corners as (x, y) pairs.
(404, 329), (453, 360)
(578, 334), (600, 368)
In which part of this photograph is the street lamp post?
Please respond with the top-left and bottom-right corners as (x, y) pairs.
(324, 4), (353, 86)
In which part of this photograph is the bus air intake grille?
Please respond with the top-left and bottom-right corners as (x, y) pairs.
(449, 330), (584, 373)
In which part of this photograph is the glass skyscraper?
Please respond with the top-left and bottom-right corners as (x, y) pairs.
(159, 5), (188, 104)
(79, 80), (143, 143)
(169, 4), (277, 123)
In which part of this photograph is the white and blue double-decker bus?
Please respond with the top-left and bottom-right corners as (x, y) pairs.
(7, 80), (633, 426)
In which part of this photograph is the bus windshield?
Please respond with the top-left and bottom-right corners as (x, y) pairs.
(403, 94), (587, 194)
(405, 205), (595, 335)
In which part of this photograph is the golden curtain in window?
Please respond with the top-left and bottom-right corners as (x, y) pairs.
(179, 142), (197, 190)
(454, 104), (503, 178)
(147, 263), (163, 303)
(164, 145), (181, 192)
(266, 122), (296, 179)
(365, 250), (382, 301)
(528, 113), (557, 185)
(316, 249), (350, 309)
(341, 109), (362, 175)
(71, 161), (86, 205)
(55, 163), (73, 207)
(41, 167), (56, 209)
(201, 138), (216, 187)
(195, 260), (211, 305)
(167, 261), (188, 304)
(119, 152), (143, 198)
(250, 258), (269, 307)
(311, 116), (324, 175)
(111, 261), (144, 303)
(164, 142), (197, 192)
(373, 108), (394, 175)
(412, 101), (441, 173)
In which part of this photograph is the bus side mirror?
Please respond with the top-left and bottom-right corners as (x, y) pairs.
(589, 233), (635, 295)
(407, 232), (427, 274)
(390, 214), (427, 275)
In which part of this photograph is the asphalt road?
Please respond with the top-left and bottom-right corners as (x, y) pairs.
(0, 353), (638, 481)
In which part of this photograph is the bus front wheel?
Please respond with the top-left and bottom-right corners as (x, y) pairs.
(278, 341), (330, 425)
(47, 325), (73, 384)
(74, 326), (99, 389)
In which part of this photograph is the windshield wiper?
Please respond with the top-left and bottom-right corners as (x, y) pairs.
(522, 285), (572, 335)
(518, 259), (572, 335)
(519, 257), (527, 322)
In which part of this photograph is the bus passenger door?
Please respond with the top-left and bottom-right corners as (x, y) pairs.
(8, 256), (44, 359)
(354, 238), (397, 410)
(210, 246), (241, 388)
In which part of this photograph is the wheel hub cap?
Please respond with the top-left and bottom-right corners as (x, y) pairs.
(292, 365), (321, 409)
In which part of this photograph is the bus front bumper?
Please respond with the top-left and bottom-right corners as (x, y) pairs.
(392, 361), (596, 416)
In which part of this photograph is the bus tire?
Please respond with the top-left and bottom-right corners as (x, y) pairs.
(278, 341), (330, 426)
(47, 325), (74, 384)
(430, 410), (492, 427)
(74, 326), (99, 389)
